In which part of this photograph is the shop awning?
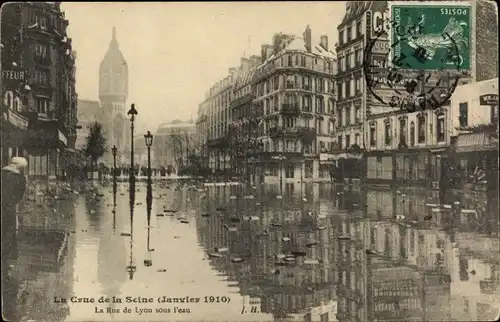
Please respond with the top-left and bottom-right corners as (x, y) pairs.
(454, 132), (498, 153)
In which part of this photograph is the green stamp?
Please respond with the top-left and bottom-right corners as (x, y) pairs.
(391, 4), (471, 70)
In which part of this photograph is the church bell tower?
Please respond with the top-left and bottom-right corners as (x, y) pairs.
(99, 27), (130, 164)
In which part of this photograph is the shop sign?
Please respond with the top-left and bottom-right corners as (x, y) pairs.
(479, 94), (498, 106)
(2, 69), (26, 81)
(3, 108), (29, 130)
(319, 153), (335, 161)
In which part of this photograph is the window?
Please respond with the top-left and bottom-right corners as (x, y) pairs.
(286, 75), (294, 88)
(350, 52), (355, 68)
(300, 55), (306, 67)
(35, 70), (48, 86)
(34, 43), (48, 58)
(491, 105), (499, 123)
(356, 21), (362, 38)
(355, 106), (361, 124)
(355, 133), (360, 146)
(339, 30), (344, 45)
(344, 81), (349, 98)
(303, 75), (310, 90)
(346, 135), (351, 148)
(36, 97), (49, 115)
(384, 121), (391, 145)
(302, 95), (312, 112)
(316, 97), (324, 113)
(338, 135), (343, 148)
(355, 78), (361, 94)
(399, 118), (407, 145)
(347, 26), (352, 41)
(346, 106), (351, 125)
(338, 56), (344, 71)
(418, 116), (426, 143)
(274, 76), (279, 90)
(337, 83), (342, 99)
(40, 15), (48, 29)
(410, 121), (415, 146)
(317, 78), (323, 92)
(287, 55), (293, 67)
(459, 102), (468, 127)
(437, 114), (445, 142)
(294, 55), (298, 66)
(346, 53), (351, 69)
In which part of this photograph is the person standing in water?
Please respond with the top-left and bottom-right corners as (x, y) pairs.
(1, 156), (28, 321)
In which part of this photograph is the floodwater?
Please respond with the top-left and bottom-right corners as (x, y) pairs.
(10, 180), (500, 322)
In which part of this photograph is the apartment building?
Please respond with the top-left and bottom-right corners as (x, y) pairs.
(253, 25), (337, 185)
(1, 2), (78, 178)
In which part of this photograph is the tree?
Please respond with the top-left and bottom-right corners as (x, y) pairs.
(84, 122), (107, 180)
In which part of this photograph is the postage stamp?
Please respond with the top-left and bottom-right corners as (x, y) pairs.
(363, 2), (467, 112)
(390, 2), (471, 70)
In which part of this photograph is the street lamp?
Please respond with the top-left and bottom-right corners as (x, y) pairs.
(127, 103), (138, 186)
(144, 131), (153, 181)
(112, 145), (117, 180)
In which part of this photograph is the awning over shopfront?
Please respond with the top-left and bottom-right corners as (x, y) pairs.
(26, 119), (68, 149)
(454, 132), (499, 153)
(1, 105), (31, 145)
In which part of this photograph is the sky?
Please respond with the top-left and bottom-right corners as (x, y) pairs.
(62, 2), (345, 133)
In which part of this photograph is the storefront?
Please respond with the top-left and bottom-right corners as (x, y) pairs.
(25, 119), (68, 179)
(1, 105), (31, 166)
(450, 129), (498, 190)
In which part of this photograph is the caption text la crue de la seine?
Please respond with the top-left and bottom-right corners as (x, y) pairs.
(53, 296), (231, 314)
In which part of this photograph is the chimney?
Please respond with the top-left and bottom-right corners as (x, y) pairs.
(241, 57), (251, 71)
(273, 33), (283, 54)
(266, 45), (274, 60)
(303, 25), (312, 52)
(249, 55), (261, 67)
(261, 44), (268, 62)
(320, 35), (328, 51)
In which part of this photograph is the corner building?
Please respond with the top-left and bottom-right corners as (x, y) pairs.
(1, 2), (78, 178)
(253, 26), (337, 184)
(332, 1), (375, 183)
(362, 0), (497, 189)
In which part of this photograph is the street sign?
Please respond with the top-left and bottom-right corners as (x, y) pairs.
(479, 94), (498, 106)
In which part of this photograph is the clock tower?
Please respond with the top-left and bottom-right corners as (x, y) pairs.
(99, 27), (130, 165)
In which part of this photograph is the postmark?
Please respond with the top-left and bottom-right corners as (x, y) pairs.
(363, 2), (470, 112)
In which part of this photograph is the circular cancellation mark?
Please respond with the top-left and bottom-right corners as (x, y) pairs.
(363, 11), (463, 112)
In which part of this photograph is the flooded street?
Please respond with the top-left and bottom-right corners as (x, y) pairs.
(12, 181), (500, 321)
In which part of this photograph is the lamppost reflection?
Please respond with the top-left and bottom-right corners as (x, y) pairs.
(144, 131), (154, 267)
(126, 183), (136, 279)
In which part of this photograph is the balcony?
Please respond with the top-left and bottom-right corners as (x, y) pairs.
(299, 127), (316, 144)
(280, 104), (300, 116)
(269, 126), (283, 138)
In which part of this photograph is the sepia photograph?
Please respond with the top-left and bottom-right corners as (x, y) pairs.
(1, 1), (499, 321)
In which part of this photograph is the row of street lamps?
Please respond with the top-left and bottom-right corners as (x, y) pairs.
(111, 104), (154, 185)
(111, 104), (155, 278)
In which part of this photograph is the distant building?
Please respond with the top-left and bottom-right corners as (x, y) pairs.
(153, 120), (196, 170)
(75, 99), (102, 151)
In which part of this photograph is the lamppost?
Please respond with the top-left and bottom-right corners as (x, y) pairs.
(144, 131), (153, 186)
(127, 104), (138, 186)
(112, 145), (117, 181)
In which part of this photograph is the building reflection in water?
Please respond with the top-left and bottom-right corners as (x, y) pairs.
(337, 186), (499, 322)
(198, 183), (499, 322)
(197, 183), (337, 321)
(16, 184), (76, 322)
(97, 182), (127, 311)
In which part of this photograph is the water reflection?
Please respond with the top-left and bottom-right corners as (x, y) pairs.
(13, 181), (499, 321)
(16, 182), (77, 322)
(199, 183), (499, 321)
